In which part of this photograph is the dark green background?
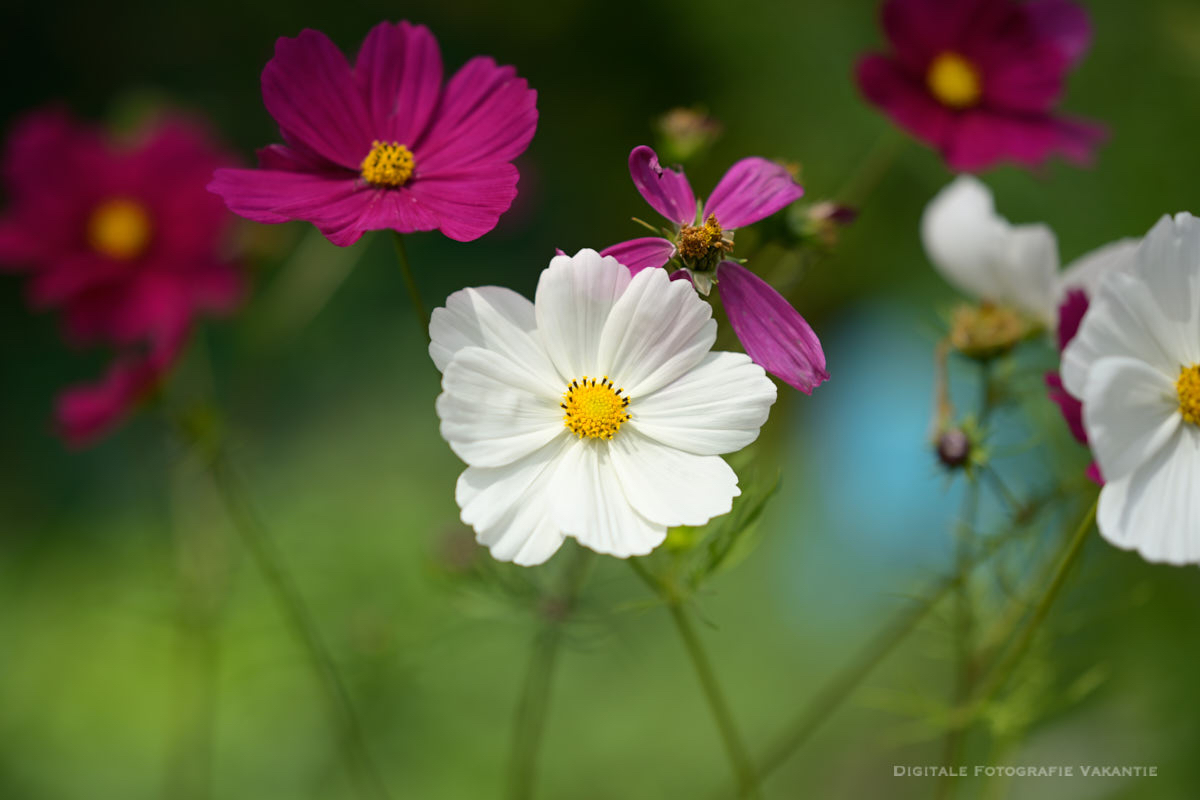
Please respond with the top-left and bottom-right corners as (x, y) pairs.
(1, 1), (1198, 798)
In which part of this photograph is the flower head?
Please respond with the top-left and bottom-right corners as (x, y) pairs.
(602, 146), (828, 394)
(1062, 213), (1200, 564)
(0, 108), (244, 445)
(209, 21), (538, 246)
(856, 0), (1105, 171)
(430, 249), (777, 565)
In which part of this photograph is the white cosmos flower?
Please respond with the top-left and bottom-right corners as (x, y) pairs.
(1062, 212), (1200, 565)
(429, 249), (778, 566)
(921, 176), (1139, 329)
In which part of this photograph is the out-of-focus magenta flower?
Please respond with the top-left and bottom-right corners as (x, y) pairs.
(0, 108), (244, 445)
(856, 0), (1105, 171)
(1045, 289), (1102, 484)
(209, 21), (538, 246)
(603, 146), (827, 394)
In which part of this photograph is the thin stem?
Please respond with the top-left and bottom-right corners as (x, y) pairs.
(970, 499), (1097, 709)
(506, 547), (593, 800)
(199, 444), (391, 800)
(730, 501), (1044, 799)
(629, 561), (762, 800)
(391, 231), (429, 336)
(834, 128), (908, 209)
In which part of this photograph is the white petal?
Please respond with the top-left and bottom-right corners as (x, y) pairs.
(534, 249), (631, 381)
(609, 428), (740, 527)
(1081, 356), (1180, 482)
(548, 439), (666, 558)
(1098, 426), (1200, 565)
(1058, 237), (1139, 297)
(1063, 270), (1192, 398)
(1129, 213), (1200, 366)
(920, 176), (1058, 325)
(921, 176), (1011, 301)
(437, 347), (563, 468)
(627, 352), (776, 456)
(429, 286), (561, 394)
(596, 266), (716, 397)
(456, 438), (570, 566)
(430, 286), (534, 370)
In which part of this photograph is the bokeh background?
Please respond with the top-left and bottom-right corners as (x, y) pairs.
(2, 0), (1200, 798)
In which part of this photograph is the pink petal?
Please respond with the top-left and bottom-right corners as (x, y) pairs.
(313, 185), (441, 246)
(256, 142), (330, 172)
(262, 29), (374, 170)
(856, 55), (955, 152)
(1056, 288), (1089, 352)
(354, 21), (443, 146)
(404, 162), (519, 242)
(627, 145), (696, 227)
(1026, 0), (1092, 65)
(1045, 372), (1087, 445)
(703, 157), (803, 230)
(415, 57), (537, 173)
(717, 261), (828, 394)
(208, 167), (359, 225)
(944, 109), (1105, 171)
(600, 237), (675, 275)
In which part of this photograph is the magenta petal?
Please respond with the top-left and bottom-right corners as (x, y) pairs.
(627, 145), (696, 226)
(1026, 0), (1092, 65)
(944, 109), (1105, 171)
(1055, 288), (1089, 352)
(355, 21), (443, 145)
(600, 237), (675, 275)
(261, 29), (374, 170)
(1085, 461), (1103, 486)
(856, 55), (955, 151)
(56, 358), (157, 447)
(703, 157), (803, 229)
(402, 162), (519, 242)
(415, 56), (537, 173)
(208, 167), (359, 225)
(718, 261), (828, 394)
(1045, 372), (1087, 445)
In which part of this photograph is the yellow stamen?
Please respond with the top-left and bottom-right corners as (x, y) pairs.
(561, 376), (631, 440)
(1177, 365), (1200, 425)
(676, 213), (728, 262)
(360, 140), (415, 187)
(87, 198), (152, 260)
(927, 52), (983, 110)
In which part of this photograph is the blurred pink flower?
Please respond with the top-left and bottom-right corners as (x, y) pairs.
(0, 108), (244, 445)
(604, 146), (827, 394)
(856, 0), (1105, 171)
(209, 21), (538, 246)
(1045, 289), (1102, 484)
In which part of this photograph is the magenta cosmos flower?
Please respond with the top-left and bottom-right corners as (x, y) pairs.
(603, 146), (828, 394)
(1045, 290), (1102, 484)
(856, 0), (1105, 171)
(209, 21), (538, 246)
(0, 109), (244, 445)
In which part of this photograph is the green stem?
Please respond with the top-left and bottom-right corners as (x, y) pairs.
(835, 128), (908, 209)
(506, 547), (593, 800)
(630, 561), (762, 800)
(391, 231), (429, 336)
(193, 438), (391, 800)
(969, 499), (1097, 709)
(730, 502), (1044, 799)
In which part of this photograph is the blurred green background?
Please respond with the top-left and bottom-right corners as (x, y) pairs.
(2, 0), (1200, 798)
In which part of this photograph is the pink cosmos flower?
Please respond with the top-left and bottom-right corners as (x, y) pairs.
(209, 21), (538, 246)
(856, 0), (1106, 171)
(1045, 290), (1102, 484)
(0, 108), (244, 445)
(603, 146), (828, 394)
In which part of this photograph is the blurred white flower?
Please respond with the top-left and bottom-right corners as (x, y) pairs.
(921, 175), (1138, 329)
(429, 249), (777, 565)
(1062, 212), (1200, 565)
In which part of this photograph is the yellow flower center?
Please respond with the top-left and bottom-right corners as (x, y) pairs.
(676, 213), (728, 263)
(360, 140), (415, 187)
(561, 376), (631, 440)
(1177, 364), (1200, 425)
(927, 52), (983, 110)
(87, 198), (152, 260)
